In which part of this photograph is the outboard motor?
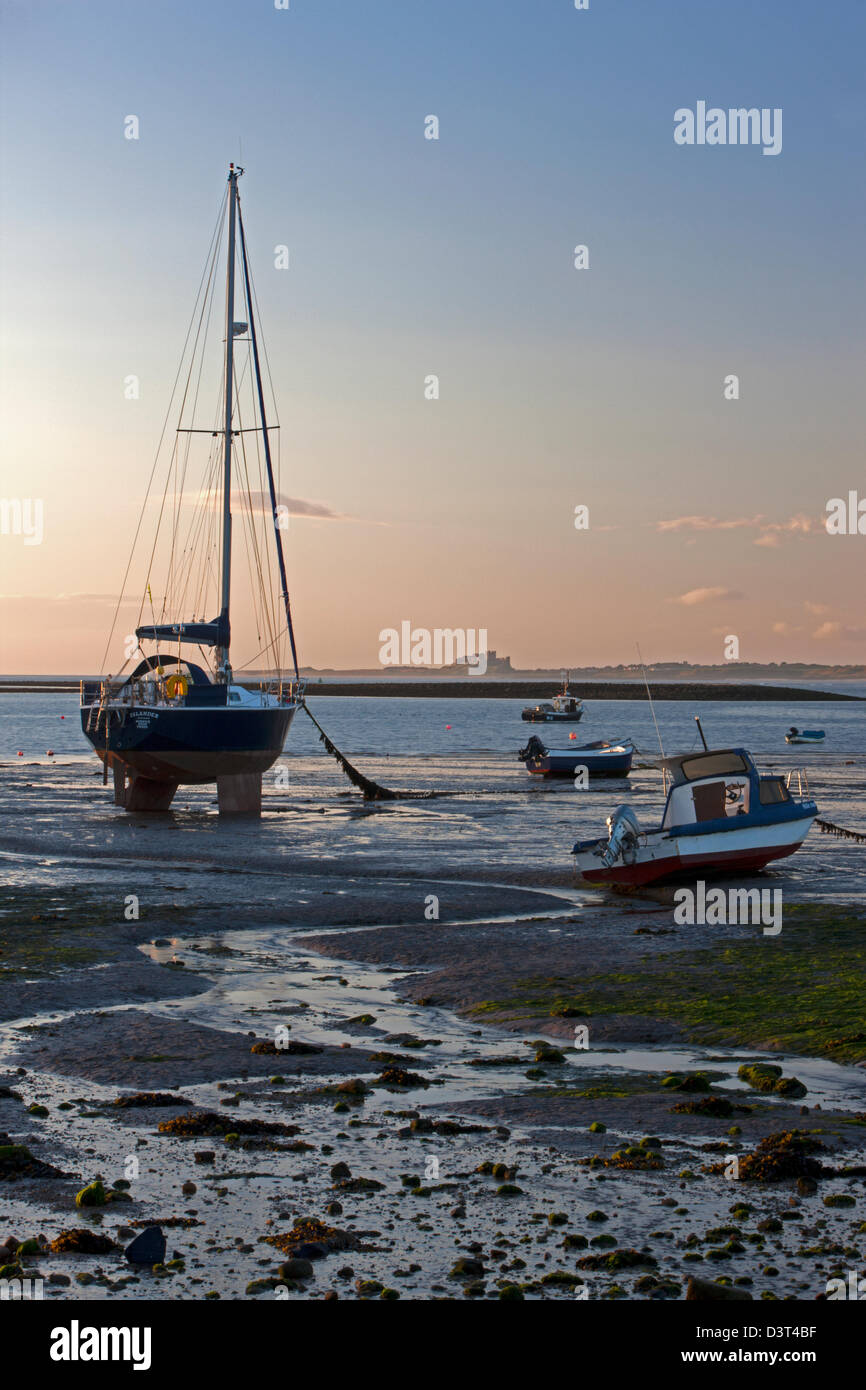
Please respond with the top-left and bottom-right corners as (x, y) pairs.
(600, 805), (641, 867)
(518, 735), (548, 762)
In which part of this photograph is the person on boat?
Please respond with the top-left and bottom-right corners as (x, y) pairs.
(789, 727), (799, 736)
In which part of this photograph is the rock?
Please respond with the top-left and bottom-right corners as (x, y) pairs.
(325, 1201), (343, 1215)
(330, 1162), (351, 1181)
(278, 1258), (314, 1280)
(797, 1177), (818, 1196)
(48, 1229), (116, 1255)
(75, 1180), (108, 1208)
(194, 1151), (215, 1165)
(0, 1143), (65, 1181)
(292, 1241), (327, 1260)
(671, 1097), (734, 1118)
(334, 1176), (384, 1193)
(181, 1181), (197, 1196)
(449, 1257), (485, 1279)
(356, 1278), (383, 1297)
(588, 1121), (606, 1133)
(377, 1065), (429, 1089)
(736, 1063), (783, 1092)
(686, 1276), (752, 1301)
(774, 1077), (808, 1099)
(335, 1079), (367, 1097)
(47, 1273), (71, 1286)
(246, 1277), (277, 1295)
(124, 1226), (166, 1265)
(113, 1092), (192, 1108)
(757, 1217), (783, 1233)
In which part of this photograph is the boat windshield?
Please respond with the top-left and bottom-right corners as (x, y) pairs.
(678, 752), (749, 781)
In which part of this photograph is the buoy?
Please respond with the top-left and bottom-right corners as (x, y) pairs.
(569, 732), (577, 740)
(445, 724), (452, 730)
(60, 714), (65, 720)
(17, 751), (23, 756)
(47, 749), (55, 756)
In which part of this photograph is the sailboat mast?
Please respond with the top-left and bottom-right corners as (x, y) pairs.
(218, 163), (242, 678)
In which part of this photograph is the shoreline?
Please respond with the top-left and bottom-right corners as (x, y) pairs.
(0, 678), (861, 701)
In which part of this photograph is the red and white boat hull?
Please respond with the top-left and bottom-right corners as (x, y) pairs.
(575, 815), (816, 887)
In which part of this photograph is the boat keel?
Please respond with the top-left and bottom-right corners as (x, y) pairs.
(216, 771), (262, 816)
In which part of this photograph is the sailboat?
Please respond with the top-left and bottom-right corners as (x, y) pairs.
(81, 165), (303, 812)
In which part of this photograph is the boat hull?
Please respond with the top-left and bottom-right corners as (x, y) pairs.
(521, 710), (583, 723)
(81, 703), (296, 784)
(574, 815), (816, 886)
(524, 749), (633, 777)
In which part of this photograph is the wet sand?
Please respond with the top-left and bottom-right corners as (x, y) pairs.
(1, 758), (864, 1301)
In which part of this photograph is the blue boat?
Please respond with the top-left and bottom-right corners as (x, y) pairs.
(518, 735), (634, 778)
(80, 165), (302, 812)
(785, 728), (826, 745)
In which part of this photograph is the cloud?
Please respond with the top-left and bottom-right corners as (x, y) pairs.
(804, 601), (831, 616)
(670, 586), (745, 606)
(772, 621), (802, 635)
(657, 515), (762, 533)
(812, 621), (866, 641)
(656, 513), (818, 548)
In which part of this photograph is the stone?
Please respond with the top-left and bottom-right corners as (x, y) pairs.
(124, 1226), (166, 1265)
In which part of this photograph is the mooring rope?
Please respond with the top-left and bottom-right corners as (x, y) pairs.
(300, 702), (436, 801)
(814, 817), (866, 845)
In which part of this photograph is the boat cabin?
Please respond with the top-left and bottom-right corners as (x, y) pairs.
(657, 748), (792, 832)
(552, 690), (582, 715)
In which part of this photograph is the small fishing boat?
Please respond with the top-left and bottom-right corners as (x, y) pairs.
(785, 727), (826, 745)
(81, 165), (303, 812)
(519, 735), (634, 778)
(572, 725), (817, 886)
(521, 674), (583, 723)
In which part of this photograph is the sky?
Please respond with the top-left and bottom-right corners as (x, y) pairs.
(1, 0), (864, 674)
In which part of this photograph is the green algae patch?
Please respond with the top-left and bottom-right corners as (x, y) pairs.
(467, 906), (866, 1063)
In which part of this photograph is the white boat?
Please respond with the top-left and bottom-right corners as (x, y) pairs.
(572, 744), (817, 887)
(521, 673), (584, 723)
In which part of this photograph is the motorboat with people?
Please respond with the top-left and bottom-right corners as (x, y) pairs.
(785, 727), (826, 745)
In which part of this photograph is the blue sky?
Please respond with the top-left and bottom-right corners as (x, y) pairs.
(1, 0), (864, 670)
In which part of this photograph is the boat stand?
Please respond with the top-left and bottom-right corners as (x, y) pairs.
(216, 772), (262, 816)
(111, 761), (179, 812)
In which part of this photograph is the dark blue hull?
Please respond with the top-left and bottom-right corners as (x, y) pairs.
(81, 703), (295, 784)
(522, 744), (634, 778)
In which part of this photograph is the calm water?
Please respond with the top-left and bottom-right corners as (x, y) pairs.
(1, 690), (864, 901)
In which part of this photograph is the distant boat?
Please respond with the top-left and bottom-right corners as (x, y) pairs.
(521, 673), (583, 723)
(785, 728), (826, 745)
(572, 743), (817, 886)
(519, 735), (633, 778)
(81, 165), (303, 812)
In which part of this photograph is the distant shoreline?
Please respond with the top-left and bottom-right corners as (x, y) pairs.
(2, 678), (860, 701)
